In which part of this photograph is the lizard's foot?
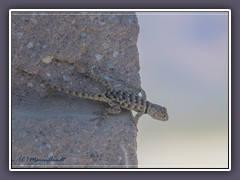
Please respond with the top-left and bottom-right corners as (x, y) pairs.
(96, 104), (122, 126)
(92, 104), (121, 126)
(97, 113), (109, 126)
(139, 88), (147, 100)
(90, 111), (108, 126)
(133, 112), (144, 126)
(82, 67), (112, 90)
(92, 110), (102, 116)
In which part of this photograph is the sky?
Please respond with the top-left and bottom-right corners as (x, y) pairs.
(136, 11), (229, 168)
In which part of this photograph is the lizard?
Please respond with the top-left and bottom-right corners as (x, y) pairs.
(20, 57), (169, 125)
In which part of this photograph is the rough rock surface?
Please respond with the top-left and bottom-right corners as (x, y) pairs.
(11, 11), (140, 168)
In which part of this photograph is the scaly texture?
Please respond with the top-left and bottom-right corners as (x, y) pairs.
(21, 57), (169, 125)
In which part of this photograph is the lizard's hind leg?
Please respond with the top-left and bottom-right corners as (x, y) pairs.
(82, 67), (112, 90)
(105, 102), (122, 115)
(45, 57), (112, 90)
(92, 102), (121, 126)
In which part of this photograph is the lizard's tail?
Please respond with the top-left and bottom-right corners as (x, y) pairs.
(20, 69), (107, 102)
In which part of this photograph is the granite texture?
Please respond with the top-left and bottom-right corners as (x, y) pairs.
(11, 11), (140, 168)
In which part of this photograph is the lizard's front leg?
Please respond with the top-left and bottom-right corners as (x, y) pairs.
(133, 89), (147, 125)
(139, 88), (147, 100)
(92, 102), (121, 126)
(133, 112), (144, 125)
(82, 67), (112, 90)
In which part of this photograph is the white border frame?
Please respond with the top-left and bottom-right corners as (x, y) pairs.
(9, 9), (231, 171)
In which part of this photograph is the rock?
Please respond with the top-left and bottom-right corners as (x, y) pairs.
(11, 11), (140, 168)
(26, 42), (34, 49)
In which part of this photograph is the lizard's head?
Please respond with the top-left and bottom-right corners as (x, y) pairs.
(146, 103), (169, 121)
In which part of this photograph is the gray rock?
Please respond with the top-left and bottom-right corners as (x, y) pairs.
(27, 42), (33, 49)
(11, 11), (140, 168)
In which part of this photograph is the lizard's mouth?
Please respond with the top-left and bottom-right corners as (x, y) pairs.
(154, 114), (168, 121)
(152, 113), (169, 121)
(162, 114), (169, 121)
